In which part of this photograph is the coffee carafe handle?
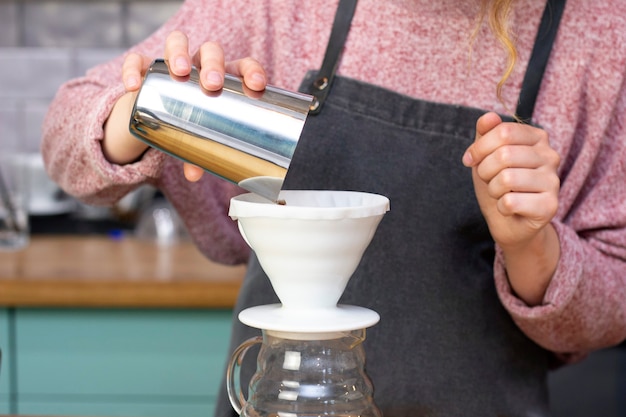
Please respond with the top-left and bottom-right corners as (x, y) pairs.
(226, 336), (263, 415)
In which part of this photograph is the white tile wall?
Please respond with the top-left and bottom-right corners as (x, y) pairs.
(0, 2), (18, 46)
(24, 1), (124, 48)
(127, 1), (183, 45)
(0, 48), (73, 99)
(73, 48), (126, 77)
(0, 104), (20, 152)
(0, 0), (183, 153)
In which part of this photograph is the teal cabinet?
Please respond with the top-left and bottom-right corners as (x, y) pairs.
(0, 308), (12, 414)
(0, 308), (234, 416)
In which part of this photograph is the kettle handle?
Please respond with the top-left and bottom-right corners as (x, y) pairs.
(226, 336), (263, 415)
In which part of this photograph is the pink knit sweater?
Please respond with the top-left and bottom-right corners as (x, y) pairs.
(42, 0), (626, 359)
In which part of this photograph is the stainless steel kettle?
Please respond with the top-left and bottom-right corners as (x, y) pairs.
(129, 59), (313, 202)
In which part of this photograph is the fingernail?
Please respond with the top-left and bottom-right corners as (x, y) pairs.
(206, 71), (223, 87)
(174, 56), (189, 72)
(126, 76), (139, 89)
(251, 72), (266, 85)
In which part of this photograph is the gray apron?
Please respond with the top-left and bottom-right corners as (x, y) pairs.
(215, 1), (566, 416)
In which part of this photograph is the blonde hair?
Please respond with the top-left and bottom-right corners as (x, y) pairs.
(475, 0), (517, 103)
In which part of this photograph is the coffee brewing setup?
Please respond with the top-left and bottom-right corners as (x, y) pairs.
(130, 60), (390, 416)
(227, 190), (389, 417)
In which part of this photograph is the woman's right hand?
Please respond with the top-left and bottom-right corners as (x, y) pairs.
(103, 31), (268, 181)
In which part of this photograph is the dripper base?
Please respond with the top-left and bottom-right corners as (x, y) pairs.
(238, 304), (380, 333)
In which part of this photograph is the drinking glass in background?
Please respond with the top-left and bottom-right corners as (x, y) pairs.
(0, 151), (29, 251)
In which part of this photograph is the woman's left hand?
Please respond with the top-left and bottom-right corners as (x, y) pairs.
(462, 112), (560, 249)
(462, 112), (561, 305)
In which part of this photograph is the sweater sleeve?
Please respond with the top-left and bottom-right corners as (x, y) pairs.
(41, 0), (250, 264)
(494, 73), (626, 358)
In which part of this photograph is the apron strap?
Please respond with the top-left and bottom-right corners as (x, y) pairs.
(305, 0), (358, 115)
(516, 0), (567, 122)
(305, 0), (567, 121)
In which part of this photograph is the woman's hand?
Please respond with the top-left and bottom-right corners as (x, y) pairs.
(462, 112), (561, 305)
(103, 31), (268, 181)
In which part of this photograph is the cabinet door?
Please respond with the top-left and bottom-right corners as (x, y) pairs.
(0, 308), (12, 414)
(14, 308), (234, 417)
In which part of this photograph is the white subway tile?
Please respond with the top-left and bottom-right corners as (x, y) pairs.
(24, 1), (123, 48)
(23, 99), (52, 153)
(0, 48), (73, 99)
(0, 2), (19, 47)
(74, 48), (126, 77)
(0, 104), (20, 151)
(127, 1), (182, 45)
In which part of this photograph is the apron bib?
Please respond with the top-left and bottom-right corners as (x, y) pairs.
(215, 1), (566, 416)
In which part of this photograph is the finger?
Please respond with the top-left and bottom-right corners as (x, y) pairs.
(466, 122), (547, 167)
(476, 111), (503, 136)
(183, 163), (204, 182)
(463, 112), (502, 166)
(227, 57), (267, 91)
(496, 191), (558, 224)
(474, 145), (545, 182)
(121, 53), (151, 91)
(164, 31), (191, 76)
(487, 167), (560, 199)
(195, 41), (226, 90)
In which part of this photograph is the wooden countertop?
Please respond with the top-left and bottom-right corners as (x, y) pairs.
(0, 235), (246, 308)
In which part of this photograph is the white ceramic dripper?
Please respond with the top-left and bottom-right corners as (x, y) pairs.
(229, 190), (390, 333)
